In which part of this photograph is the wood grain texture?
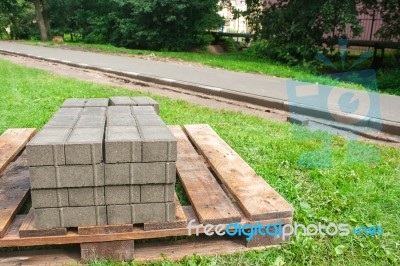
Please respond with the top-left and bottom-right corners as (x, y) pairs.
(245, 233), (290, 248)
(0, 128), (36, 175)
(0, 211), (292, 248)
(80, 240), (135, 262)
(78, 224), (133, 235)
(184, 124), (294, 221)
(0, 249), (80, 266)
(169, 126), (241, 224)
(144, 193), (187, 231)
(19, 209), (67, 238)
(0, 154), (30, 238)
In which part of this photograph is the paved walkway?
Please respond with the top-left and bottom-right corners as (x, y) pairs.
(0, 41), (398, 134)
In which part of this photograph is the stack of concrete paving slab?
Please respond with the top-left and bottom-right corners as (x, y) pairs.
(26, 97), (176, 229)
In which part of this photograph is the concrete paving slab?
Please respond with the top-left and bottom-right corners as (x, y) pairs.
(26, 127), (71, 166)
(105, 186), (140, 205)
(105, 126), (141, 163)
(65, 127), (104, 165)
(31, 189), (69, 208)
(68, 187), (105, 206)
(139, 126), (177, 162)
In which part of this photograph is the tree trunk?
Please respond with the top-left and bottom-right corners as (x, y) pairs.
(41, 0), (51, 39)
(33, 0), (48, 41)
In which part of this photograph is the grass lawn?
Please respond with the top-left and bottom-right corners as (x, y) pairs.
(25, 40), (400, 96)
(1, 59), (399, 265)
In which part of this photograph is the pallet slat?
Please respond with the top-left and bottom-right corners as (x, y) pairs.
(19, 209), (67, 238)
(169, 126), (241, 224)
(184, 124), (294, 221)
(0, 128), (36, 175)
(0, 154), (31, 238)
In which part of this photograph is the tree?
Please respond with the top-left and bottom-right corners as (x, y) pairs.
(0, 0), (35, 40)
(248, 0), (362, 64)
(113, 0), (224, 50)
(32, 0), (50, 41)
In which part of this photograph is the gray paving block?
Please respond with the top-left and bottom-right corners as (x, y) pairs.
(135, 115), (165, 126)
(62, 206), (107, 227)
(65, 127), (104, 165)
(75, 115), (106, 128)
(131, 96), (160, 114)
(105, 186), (140, 205)
(107, 106), (132, 117)
(62, 98), (87, 108)
(34, 208), (61, 228)
(132, 202), (175, 223)
(107, 116), (137, 126)
(109, 96), (136, 106)
(31, 189), (69, 208)
(26, 128), (71, 166)
(140, 184), (174, 203)
(104, 164), (130, 185)
(29, 166), (57, 189)
(133, 162), (176, 184)
(81, 107), (107, 116)
(105, 162), (176, 185)
(59, 165), (105, 188)
(139, 126), (177, 162)
(131, 106), (157, 115)
(69, 187), (105, 206)
(44, 115), (79, 128)
(105, 126), (141, 163)
(54, 107), (83, 117)
(107, 205), (132, 224)
(85, 98), (109, 107)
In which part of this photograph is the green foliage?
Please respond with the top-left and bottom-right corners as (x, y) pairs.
(45, 0), (223, 51)
(116, 0), (223, 50)
(0, 0), (36, 40)
(256, 0), (361, 65)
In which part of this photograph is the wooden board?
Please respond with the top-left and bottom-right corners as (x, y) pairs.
(0, 249), (80, 266)
(0, 154), (30, 238)
(0, 128), (35, 175)
(81, 240), (135, 262)
(169, 126), (241, 224)
(0, 210), (292, 248)
(144, 193), (187, 231)
(0, 237), (277, 265)
(19, 209), (67, 238)
(78, 224), (133, 235)
(184, 124), (294, 221)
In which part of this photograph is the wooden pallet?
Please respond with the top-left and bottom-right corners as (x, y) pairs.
(0, 126), (294, 263)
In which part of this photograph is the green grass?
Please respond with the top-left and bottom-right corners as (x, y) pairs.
(1, 59), (399, 265)
(24, 41), (400, 96)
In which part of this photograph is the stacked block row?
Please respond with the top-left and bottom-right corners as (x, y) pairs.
(26, 97), (177, 229)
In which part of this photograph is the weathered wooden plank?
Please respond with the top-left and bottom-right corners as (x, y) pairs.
(19, 209), (67, 238)
(0, 211), (292, 248)
(0, 237), (276, 265)
(184, 124), (294, 221)
(144, 193), (187, 231)
(0, 154), (30, 238)
(80, 240), (135, 262)
(0, 128), (36, 175)
(169, 126), (241, 224)
(78, 224), (133, 235)
(0, 249), (80, 266)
